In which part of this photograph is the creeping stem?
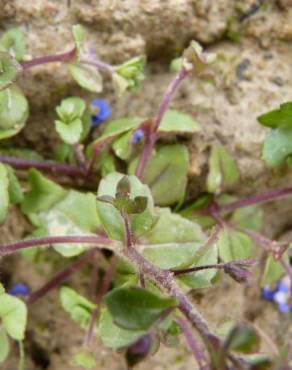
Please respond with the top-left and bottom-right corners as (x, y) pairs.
(135, 67), (189, 179)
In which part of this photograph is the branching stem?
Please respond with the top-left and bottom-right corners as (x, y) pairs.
(21, 48), (76, 70)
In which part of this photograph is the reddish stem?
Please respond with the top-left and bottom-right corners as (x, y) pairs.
(176, 317), (209, 370)
(0, 235), (111, 256)
(21, 48), (76, 70)
(135, 67), (188, 179)
(216, 187), (292, 214)
(0, 154), (86, 177)
(27, 249), (99, 305)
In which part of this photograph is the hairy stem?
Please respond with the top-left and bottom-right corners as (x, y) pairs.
(84, 255), (117, 346)
(176, 317), (209, 370)
(135, 67), (188, 179)
(73, 143), (87, 172)
(0, 235), (111, 256)
(215, 186), (292, 214)
(27, 249), (98, 305)
(173, 263), (225, 276)
(0, 154), (86, 177)
(21, 48), (76, 70)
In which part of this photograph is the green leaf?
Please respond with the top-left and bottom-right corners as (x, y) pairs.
(37, 190), (101, 257)
(139, 208), (206, 269)
(69, 63), (103, 93)
(231, 205), (263, 231)
(0, 293), (27, 340)
(21, 169), (67, 214)
(56, 96), (85, 123)
(257, 102), (292, 128)
(225, 324), (259, 354)
(87, 117), (143, 158)
(105, 286), (176, 331)
(0, 28), (26, 62)
(112, 130), (133, 160)
(6, 165), (23, 204)
(178, 243), (218, 289)
(72, 24), (86, 59)
(170, 57), (182, 73)
(60, 287), (96, 329)
(0, 52), (21, 90)
(0, 330), (9, 363)
(262, 254), (288, 285)
(0, 162), (9, 224)
(97, 172), (156, 241)
(98, 308), (144, 349)
(113, 56), (146, 95)
(218, 228), (252, 262)
(262, 124), (292, 166)
(0, 283), (4, 294)
(207, 144), (239, 194)
(71, 351), (96, 369)
(160, 109), (200, 133)
(0, 86), (28, 139)
(55, 118), (83, 145)
(129, 145), (189, 206)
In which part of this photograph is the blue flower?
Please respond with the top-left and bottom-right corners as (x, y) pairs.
(131, 128), (144, 144)
(278, 302), (291, 314)
(8, 283), (29, 297)
(262, 286), (275, 301)
(90, 99), (111, 127)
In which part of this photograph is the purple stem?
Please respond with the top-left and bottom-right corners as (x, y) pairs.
(84, 255), (118, 346)
(0, 154), (86, 177)
(173, 263), (225, 276)
(79, 59), (115, 74)
(0, 235), (111, 256)
(176, 317), (209, 370)
(135, 67), (188, 179)
(27, 249), (99, 305)
(216, 187), (292, 214)
(73, 144), (87, 172)
(21, 48), (76, 70)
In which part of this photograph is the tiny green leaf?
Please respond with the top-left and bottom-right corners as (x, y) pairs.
(60, 287), (96, 329)
(97, 172), (156, 241)
(55, 118), (83, 145)
(0, 293), (27, 340)
(72, 24), (86, 59)
(160, 109), (200, 133)
(98, 308), (144, 349)
(257, 102), (292, 128)
(21, 169), (67, 214)
(231, 205), (263, 231)
(207, 144), (240, 194)
(0, 330), (9, 363)
(112, 130), (133, 160)
(0, 52), (21, 90)
(218, 228), (252, 262)
(0, 28), (26, 62)
(69, 63), (103, 93)
(0, 86), (28, 139)
(6, 165), (23, 204)
(105, 286), (176, 331)
(262, 124), (292, 166)
(129, 145), (189, 206)
(0, 163), (9, 225)
(56, 96), (86, 123)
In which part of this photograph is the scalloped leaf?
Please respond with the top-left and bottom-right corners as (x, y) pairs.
(69, 63), (103, 93)
(0, 52), (21, 90)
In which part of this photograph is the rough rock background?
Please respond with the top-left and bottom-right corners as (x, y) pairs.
(0, 1), (292, 369)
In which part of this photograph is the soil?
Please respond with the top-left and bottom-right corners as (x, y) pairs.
(0, 1), (292, 369)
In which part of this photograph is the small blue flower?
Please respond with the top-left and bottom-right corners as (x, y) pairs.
(90, 99), (111, 127)
(262, 286), (275, 301)
(278, 302), (291, 314)
(8, 283), (29, 297)
(131, 128), (144, 144)
(277, 279), (289, 293)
